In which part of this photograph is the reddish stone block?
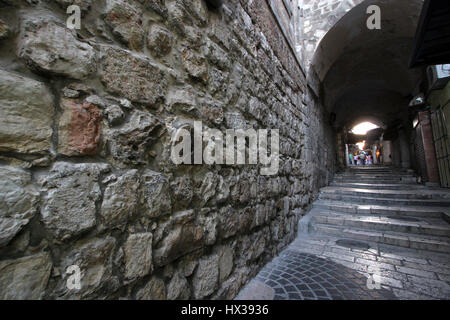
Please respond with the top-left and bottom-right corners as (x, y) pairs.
(58, 98), (101, 156)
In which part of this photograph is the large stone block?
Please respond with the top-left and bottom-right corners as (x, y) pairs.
(40, 162), (109, 241)
(153, 210), (203, 266)
(140, 169), (172, 218)
(58, 98), (101, 156)
(100, 170), (139, 230)
(192, 253), (219, 299)
(137, 0), (168, 18)
(0, 253), (52, 299)
(100, 45), (168, 106)
(105, 0), (144, 50)
(167, 271), (190, 300)
(18, 16), (96, 79)
(147, 25), (174, 57)
(124, 232), (153, 279)
(106, 110), (162, 167)
(136, 276), (166, 300)
(57, 237), (116, 298)
(0, 166), (39, 247)
(0, 70), (54, 154)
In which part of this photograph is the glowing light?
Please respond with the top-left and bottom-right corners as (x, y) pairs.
(356, 141), (366, 150)
(351, 122), (379, 135)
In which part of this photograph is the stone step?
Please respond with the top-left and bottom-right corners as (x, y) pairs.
(311, 223), (450, 253)
(330, 182), (428, 190)
(337, 173), (416, 178)
(318, 193), (450, 207)
(334, 178), (418, 184)
(313, 199), (446, 219)
(311, 209), (450, 237)
(320, 186), (450, 200)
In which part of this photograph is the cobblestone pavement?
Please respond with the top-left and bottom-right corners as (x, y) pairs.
(236, 234), (450, 300)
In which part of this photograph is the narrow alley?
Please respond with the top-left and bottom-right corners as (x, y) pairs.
(238, 166), (450, 299)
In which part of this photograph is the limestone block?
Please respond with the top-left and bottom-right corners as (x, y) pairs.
(147, 25), (173, 57)
(58, 237), (116, 298)
(0, 253), (52, 299)
(18, 16), (96, 79)
(167, 271), (190, 300)
(100, 170), (139, 230)
(153, 210), (203, 266)
(137, 0), (168, 18)
(140, 169), (172, 218)
(0, 70), (54, 154)
(192, 253), (219, 299)
(0, 166), (39, 247)
(40, 162), (109, 241)
(136, 277), (166, 300)
(105, 0), (144, 50)
(124, 232), (153, 279)
(100, 45), (168, 106)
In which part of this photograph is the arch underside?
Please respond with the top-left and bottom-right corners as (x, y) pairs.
(309, 0), (425, 129)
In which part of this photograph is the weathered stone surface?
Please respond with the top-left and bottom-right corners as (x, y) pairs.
(107, 110), (162, 167)
(182, 0), (209, 27)
(181, 47), (208, 82)
(154, 210), (203, 266)
(40, 162), (109, 241)
(0, 19), (9, 39)
(137, 0), (168, 18)
(167, 271), (190, 300)
(136, 277), (166, 300)
(124, 233), (153, 279)
(0, 166), (39, 221)
(170, 176), (194, 205)
(199, 211), (217, 246)
(0, 69), (54, 154)
(140, 169), (172, 218)
(100, 170), (139, 230)
(0, 218), (29, 248)
(218, 206), (240, 239)
(192, 253), (219, 299)
(18, 16), (96, 79)
(100, 45), (168, 106)
(0, 253), (52, 299)
(218, 245), (234, 283)
(105, 0), (144, 50)
(104, 104), (125, 126)
(58, 237), (116, 298)
(58, 98), (101, 156)
(0, 166), (39, 246)
(55, 0), (92, 12)
(147, 25), (173, 57)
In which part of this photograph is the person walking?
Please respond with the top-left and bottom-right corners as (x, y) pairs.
(349, 153), (353, 165)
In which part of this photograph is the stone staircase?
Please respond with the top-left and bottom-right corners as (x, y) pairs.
(300, 166), (450, 253)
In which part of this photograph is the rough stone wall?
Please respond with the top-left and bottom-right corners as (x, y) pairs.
(298, 0), (365, 69)
(0, 0), (335, 299)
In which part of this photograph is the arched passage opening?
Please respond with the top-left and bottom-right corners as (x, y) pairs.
(307, 0), (426, 170)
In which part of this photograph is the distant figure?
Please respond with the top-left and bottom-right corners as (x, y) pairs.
(359, 152), (366, 165)
(367, 154), (372, 165)
(349, 153), (353, 165)
(355, 155), (360, 166)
